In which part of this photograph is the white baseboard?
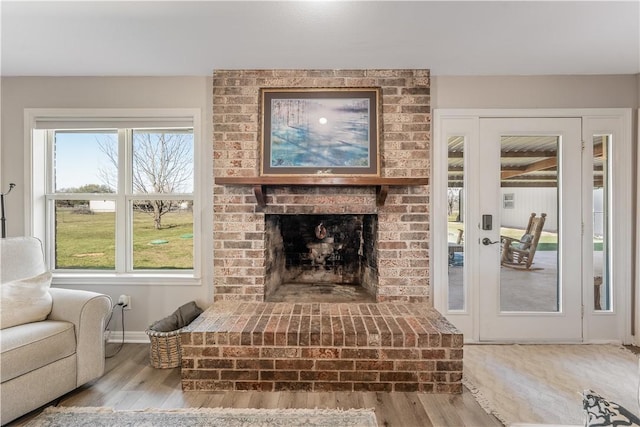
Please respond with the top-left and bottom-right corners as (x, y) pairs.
(106, 330), (149, 343)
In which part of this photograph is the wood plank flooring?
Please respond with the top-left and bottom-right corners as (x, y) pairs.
(9, 344), (502, 427)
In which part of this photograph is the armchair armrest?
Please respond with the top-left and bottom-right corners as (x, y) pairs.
(48, 288), (112, 386)
(500, 236), (518, 263)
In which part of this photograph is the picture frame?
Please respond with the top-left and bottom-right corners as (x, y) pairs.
(260, 87), (381, 176)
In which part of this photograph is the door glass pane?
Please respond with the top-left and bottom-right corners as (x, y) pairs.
(54, 200), (116, 269)
(593, 135), (611, 311)
(499, 136), (559, 312)
(448, 136), (465, 310)
(132, 199), (193, 270)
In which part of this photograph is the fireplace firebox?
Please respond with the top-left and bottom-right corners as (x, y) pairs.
(265, 214), (378, 302)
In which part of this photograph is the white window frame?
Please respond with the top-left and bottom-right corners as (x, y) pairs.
(25, 108), (205, 286)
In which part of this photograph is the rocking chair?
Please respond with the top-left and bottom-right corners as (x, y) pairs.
(500, 213), (546, 270)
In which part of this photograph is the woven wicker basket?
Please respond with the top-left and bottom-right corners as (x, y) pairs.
(145, 328), (182, 368)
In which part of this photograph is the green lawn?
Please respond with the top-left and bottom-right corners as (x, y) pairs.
(55, 208), (193, 269)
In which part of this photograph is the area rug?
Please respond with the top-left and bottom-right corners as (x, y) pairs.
(25, 406), (378, 427)
(463, 344), (640, 426)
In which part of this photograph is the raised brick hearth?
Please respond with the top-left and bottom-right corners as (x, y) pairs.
(181, 302), (462, 393)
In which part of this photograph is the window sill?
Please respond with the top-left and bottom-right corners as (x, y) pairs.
(52, 272), (201, 287)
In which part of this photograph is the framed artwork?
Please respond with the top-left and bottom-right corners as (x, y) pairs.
(260, 87), (381, 176)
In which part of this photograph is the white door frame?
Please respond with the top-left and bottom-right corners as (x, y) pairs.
(432, 108), (633, 344)
(478, 117), (582, 342)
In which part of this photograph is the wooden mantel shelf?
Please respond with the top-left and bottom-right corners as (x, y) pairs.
(215, 176), (429, 207)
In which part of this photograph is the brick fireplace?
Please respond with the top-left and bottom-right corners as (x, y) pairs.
(211, 69), (430, 303)
(181, 69), (463, 394)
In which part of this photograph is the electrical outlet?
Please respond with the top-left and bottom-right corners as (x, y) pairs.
(118, 294), (132, 310)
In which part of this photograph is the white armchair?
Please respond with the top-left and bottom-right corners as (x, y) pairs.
(0, 237), (111, 424)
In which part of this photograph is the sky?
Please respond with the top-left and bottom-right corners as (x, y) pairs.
(54, 131), (194, 193)
(54, 131), (117, 191)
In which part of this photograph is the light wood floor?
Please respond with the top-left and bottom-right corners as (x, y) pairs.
(10, 343), (502, 427)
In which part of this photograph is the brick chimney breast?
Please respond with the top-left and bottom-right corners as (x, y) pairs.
(213, 69), (430, 303)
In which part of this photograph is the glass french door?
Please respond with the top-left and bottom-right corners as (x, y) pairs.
(476, 118), (583, 341)
(436, 109), (632, 344)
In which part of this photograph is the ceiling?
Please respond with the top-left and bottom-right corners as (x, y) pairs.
(1, 1), (638, 77)
(448, 135), (607, 188)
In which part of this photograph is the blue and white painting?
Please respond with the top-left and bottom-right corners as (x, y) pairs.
(269, 97), (371, 169)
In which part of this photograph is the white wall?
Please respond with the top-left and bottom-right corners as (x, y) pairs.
(0, 76), (213, 336)
(636, 75), (640, 344)
(2, 74), (638, 337)
(500, 188), (558, 232)
(432, 75), (638, 109)
(500, 188), (604, 236)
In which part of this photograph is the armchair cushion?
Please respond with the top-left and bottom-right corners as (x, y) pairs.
(517, 233), (534, 250)
(1, 271), (53, 329)
(0, 321), (75, 382)
(0, 237), (47, 283)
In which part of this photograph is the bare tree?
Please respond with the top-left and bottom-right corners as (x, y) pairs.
(99, 131), (193, 229)
(447, 188), (456, 216)
(97, 140), (118, 192)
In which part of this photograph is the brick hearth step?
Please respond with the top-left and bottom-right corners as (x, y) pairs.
(181, 301), (462, 393)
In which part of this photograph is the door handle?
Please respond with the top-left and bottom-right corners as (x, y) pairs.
(482, 238), (500, 246)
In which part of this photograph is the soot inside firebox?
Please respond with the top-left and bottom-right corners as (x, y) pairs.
(265, 214), (378, 303)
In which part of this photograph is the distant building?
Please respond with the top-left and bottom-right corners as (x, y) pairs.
(89, 200), (116, 213)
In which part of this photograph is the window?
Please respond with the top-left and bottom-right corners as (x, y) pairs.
(28, 109), (202, 283)
(502, 193), (515, 209)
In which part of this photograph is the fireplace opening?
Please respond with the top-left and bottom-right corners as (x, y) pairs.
(265, 214), (378, 302)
